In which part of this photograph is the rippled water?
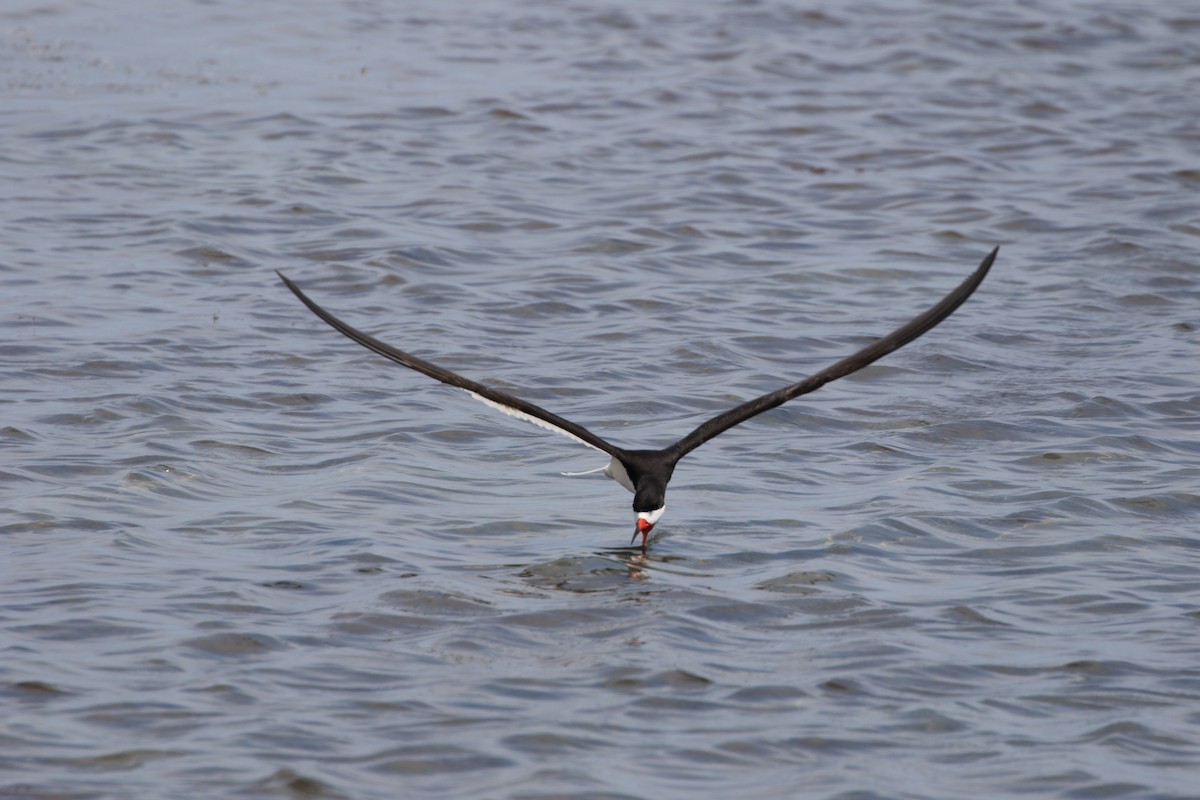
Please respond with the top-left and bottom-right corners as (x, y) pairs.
(4, 1), (1199, 797)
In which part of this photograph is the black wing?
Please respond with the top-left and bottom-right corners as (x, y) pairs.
(276, 272), (625, 459)
(665, 247), (998, 461)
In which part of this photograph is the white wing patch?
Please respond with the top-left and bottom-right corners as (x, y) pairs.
(565, 458), (633, 494)
(603, 457), (635, 494)
(466, 391), (603, 452)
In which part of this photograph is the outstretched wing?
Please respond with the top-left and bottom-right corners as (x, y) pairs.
(665, 247), (998, 461)
(277, 272), (625, 459)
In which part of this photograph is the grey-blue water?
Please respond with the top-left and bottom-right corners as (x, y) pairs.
(3, 1), (1199, 798)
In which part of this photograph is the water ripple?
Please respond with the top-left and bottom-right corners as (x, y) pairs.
(4, 1), (1200, 798)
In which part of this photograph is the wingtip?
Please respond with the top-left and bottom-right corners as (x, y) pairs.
(975, 245), (999, 278)
(275, 270), (303, 296)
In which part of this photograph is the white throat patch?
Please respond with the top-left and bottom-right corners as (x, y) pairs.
(637, 506), (666, 526)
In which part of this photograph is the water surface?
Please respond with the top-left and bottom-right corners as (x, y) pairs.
(3, 1), (1199, 798)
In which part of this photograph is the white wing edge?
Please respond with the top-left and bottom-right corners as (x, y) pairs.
(562, 464), (608, 476)
(465, 391), (604, 453)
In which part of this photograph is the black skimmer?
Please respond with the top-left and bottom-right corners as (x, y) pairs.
(277, 246), (996, 548)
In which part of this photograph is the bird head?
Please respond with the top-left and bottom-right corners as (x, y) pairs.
(632, 484), (666, 548)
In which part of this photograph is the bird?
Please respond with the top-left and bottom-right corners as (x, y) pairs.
(277, 247), (996, 548)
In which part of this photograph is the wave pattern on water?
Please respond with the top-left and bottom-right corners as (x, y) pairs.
(3, 1), (1200, 798)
